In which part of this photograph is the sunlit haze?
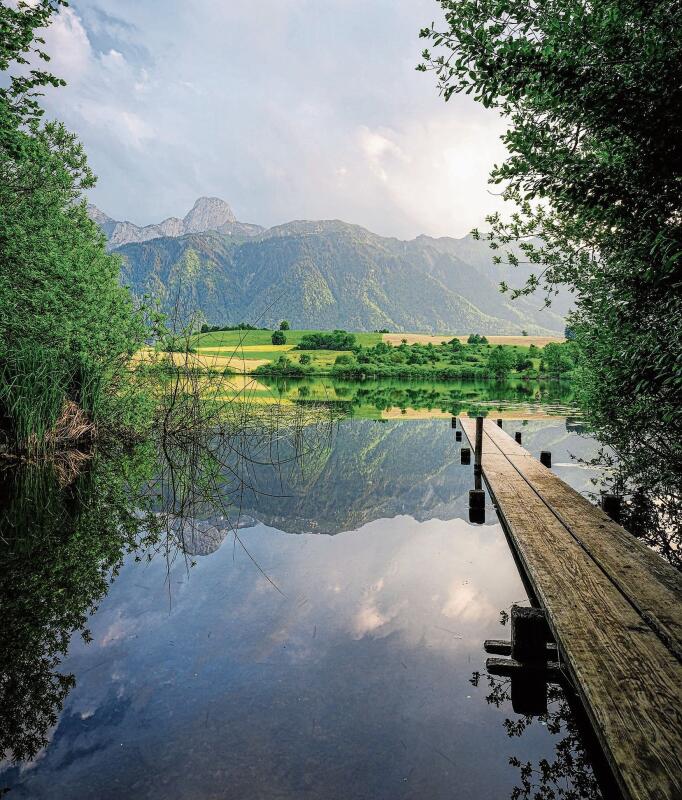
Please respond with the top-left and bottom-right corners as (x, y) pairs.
(39, 0), (507, 238)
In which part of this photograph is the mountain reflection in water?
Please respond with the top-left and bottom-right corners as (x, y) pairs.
(0, 419), (611, 800)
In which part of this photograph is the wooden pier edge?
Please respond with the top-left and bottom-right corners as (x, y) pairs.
(459, 417), (682, 800)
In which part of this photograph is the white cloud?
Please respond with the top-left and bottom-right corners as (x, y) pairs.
(42, 7), (91, 82)
(441, 580), (497, 623)
(36, 0), (509, 236)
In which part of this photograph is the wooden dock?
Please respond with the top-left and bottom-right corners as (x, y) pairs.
(459, 417), (682, 800)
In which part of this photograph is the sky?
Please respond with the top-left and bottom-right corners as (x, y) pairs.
(36, 0), (508, 239)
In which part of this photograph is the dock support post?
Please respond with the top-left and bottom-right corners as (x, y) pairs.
(469, 473), (485, 523)
(511, 605), (553, 663)
(601, 493), (622, 523)
(460, 447), (471, 465)
(497, 418), (503, 428)
(451, 416), (457, 428)
(485, 606), (558, 715)
(455, 430), (462, 441)
(469, 490), (485, 509)
(511, 673), (549, 716)
(474, 416), (483, 474)
(540, 451), (552, 468)
(515, 431), (522, 444)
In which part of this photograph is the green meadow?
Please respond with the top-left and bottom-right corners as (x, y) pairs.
(193, 329), (383, 349)
(187, 329), (574, 382)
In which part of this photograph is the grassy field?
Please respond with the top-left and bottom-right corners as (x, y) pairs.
(190, 330), (382, 373)
(178, 329), (568, 376)
(194, 329), (383, 349)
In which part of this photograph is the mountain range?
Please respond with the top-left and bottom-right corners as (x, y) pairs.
(89, 197), (569, 334)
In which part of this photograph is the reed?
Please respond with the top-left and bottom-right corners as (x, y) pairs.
(0, 344), (69, 453)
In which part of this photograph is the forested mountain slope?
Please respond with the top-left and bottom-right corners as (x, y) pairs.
(93, 199), (568, 333)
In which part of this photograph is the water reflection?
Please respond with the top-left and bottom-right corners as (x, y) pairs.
(0, 419), (614, 799)
(0, 449), (158, 766)
(259, 376), (578, 419)
(471, 669), (610, 800)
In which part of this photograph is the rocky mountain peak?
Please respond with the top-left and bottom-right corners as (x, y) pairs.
(86, 204), (113, 225)
(183, 197), (236, 232)
(87, 196), (246, 248)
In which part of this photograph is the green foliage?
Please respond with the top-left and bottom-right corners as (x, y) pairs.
(0, 344), (67, 447)
(271, 330), (287, 345)
(420, 0), (682, 505)
(0, 1), (146, 451)
(0, 1), (68, 128)
(296, 330), (357, 350)
(279, 320), (290, 330)
(254, 355), (308, 377)
(543, 342), (575, 376)
(467, 334), (489, 345)
(299, 353), (312, 365)
(200, 322), (267, 333)
(159, 336), (197, 354)
(334, 354), (355, 366)
(486, 347), (515, 378)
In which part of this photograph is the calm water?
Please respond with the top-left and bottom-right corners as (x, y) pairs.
(0, 417), (612, 800)
(242, 375), (578, 419)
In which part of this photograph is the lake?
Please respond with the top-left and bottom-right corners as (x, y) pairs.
(0, 397), (620, 799)
(218, 374), (578, 420)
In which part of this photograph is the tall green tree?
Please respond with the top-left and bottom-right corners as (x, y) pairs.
(0, 1), (145, 450)
(419, 0), (682, 529)
(487, 346), (515, 377)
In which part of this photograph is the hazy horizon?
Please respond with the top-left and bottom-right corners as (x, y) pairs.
(36, 0), (507, 240)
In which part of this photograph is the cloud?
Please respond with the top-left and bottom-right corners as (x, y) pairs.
(36, 0), (508, 237)
(42, 7), (91, 81)
(353, 118), (508, 235)
(441, 580), (498, 623)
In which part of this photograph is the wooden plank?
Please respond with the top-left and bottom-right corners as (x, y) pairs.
(507, 452), (682, 661)
(486, 656), (562, 677)
(480, 418), (532, 457)
(480, 451), (682, 800)
(484, 639), (559, 658)
(468, 419), (682, 660)
(457, 422), (498, 454)
(460, 418), (488, 451)
(458, 417), (682, 800)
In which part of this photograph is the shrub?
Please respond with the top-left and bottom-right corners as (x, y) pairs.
(543, 342), (575, 375)
(487, 346), (515, 377)
(295, 330), (356, 350)
(199, 323), (267, 333)
(254, 355), (306, 377)
(271, 331), (287, 345)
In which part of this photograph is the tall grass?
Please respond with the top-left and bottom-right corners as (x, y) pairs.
(71, 355), (108, 421)
(0, 344), (69, 452)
